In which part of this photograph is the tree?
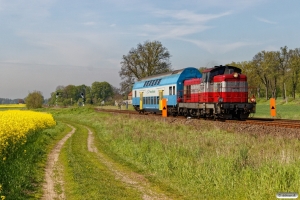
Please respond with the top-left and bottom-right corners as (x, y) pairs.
(288, 48), (300, 99)
(276, 46), (291, 99)
(119, 40), (172, 93)
(251, 51), (282, 99)
(91, 81), (113, 105)
(25, 91), (44, 109)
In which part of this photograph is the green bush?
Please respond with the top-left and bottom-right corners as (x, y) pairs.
(25, 91), (44, 109)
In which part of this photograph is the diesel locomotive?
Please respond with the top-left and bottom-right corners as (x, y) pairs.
(132, 65), (256, 119)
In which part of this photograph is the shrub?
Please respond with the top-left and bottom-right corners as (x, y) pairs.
(25, 91), (44, 109)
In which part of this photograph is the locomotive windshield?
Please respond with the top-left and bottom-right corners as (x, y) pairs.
(202, 65), (242, 82)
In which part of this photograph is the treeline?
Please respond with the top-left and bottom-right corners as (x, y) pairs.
(47, 81), (124, 106)
(229, 46), (300, 100)
(0, 98), (24, 104)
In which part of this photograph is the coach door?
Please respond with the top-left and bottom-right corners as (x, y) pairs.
(159, 90), (163, 110)
(139, 92), (143, 110)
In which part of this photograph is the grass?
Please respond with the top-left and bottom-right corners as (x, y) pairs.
(95, 104), (135, 111)
(253, 97), (300, 119)
(59, 122), (141, 199)
(2, 98), (300, 199)
(48, 107), (300, 199)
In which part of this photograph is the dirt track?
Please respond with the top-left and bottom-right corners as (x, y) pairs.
(42, 124), (75, 200)
(86, 126), (170, 200)
(42, 124), (170, 200)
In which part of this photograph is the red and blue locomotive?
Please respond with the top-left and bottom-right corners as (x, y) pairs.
(177, 65), (256, 119)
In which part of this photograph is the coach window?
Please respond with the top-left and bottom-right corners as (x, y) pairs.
(173, 86), (175, 95)
(169, 86), (172, 95)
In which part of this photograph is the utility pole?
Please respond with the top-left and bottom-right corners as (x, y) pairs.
(81, 93), (85, 106)
(56, 92), (59, 107)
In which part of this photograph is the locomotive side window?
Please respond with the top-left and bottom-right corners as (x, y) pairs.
(173, 86), (175, 95)
(186, 85), (191, 99)
(169, 86), (172, 95)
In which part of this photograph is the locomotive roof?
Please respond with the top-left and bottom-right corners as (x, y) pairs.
(202, 65), (242, 73)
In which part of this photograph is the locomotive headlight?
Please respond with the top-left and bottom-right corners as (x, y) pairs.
(250, 95), (256, 103)
(233, 72), (239, 78)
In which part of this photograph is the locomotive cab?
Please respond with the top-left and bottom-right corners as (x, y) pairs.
(180, 65), (256, 119)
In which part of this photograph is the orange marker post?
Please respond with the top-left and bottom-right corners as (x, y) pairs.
(162, 98), (167, 117)
(270, 98), (276, 117)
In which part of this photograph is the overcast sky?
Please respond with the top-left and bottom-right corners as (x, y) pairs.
(1, 0), (299, 99)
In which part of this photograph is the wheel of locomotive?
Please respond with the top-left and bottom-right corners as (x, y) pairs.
(213, 114), (218, 121)
(183, 111), (188, 117)
(183, 108), (188, 117)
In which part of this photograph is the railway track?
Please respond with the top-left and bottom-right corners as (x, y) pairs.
(244, 118), (300, 128)
(95, 108), (300, 129)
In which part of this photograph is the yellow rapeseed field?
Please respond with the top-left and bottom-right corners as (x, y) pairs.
(0, 110), (56, 158)
(0, 104), (26, 108)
